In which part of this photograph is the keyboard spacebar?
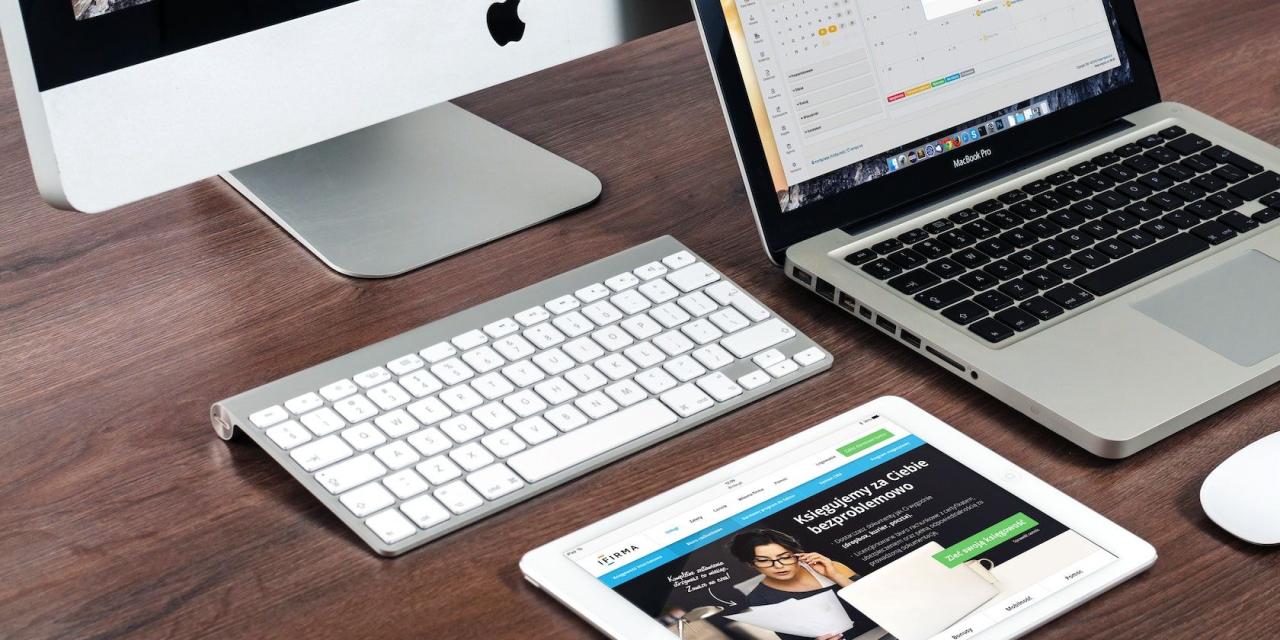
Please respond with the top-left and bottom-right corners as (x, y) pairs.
(1077, 234), (1210, 296)
(507, 400), (680, 483)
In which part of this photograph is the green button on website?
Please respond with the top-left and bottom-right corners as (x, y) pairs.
(838, 429), (894, 457)
(934, 513), (1041, 568)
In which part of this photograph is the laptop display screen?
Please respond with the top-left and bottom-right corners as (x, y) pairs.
(717, 0), (1136, 213)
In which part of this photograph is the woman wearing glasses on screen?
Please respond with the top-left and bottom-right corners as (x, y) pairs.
(729, 529), (889, 640)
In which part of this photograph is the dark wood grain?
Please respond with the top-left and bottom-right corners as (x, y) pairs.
(1, 1), (1278, 637)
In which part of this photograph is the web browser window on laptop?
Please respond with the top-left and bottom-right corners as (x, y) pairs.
(567, 415), (1117, 640)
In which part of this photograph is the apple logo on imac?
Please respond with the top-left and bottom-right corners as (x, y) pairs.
(487, 0), (527, 46)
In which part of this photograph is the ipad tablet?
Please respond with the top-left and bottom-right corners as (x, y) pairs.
(521, 397), (1155, 640)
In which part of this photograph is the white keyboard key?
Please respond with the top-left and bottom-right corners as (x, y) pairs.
(354, 366), (392, 389)
(508, 400), (679, 483)
(576, 392), (620, 419)
(368, 382), (412, 411)
(767, 359), (800, 378)
(692, 344), (734, 370)
(341, 483), (395, 518)
(503, 389), (548, 417)
(407, 397), (452, 425)
(420, 342), (457, 363)
(250, 405), (288, 428)
(285, 392), (324, 416)
(611, 289), (651, 314)
(592, 325), (634, 351)
(387, 353), (426, 376)
(374, 409), (419, 438)
(266, 420), (312, 449)
(406, 427), (452, 456)
(634, 261), (669, 281)
(316, 454), (386, 494)
(319, 379), (358, 402)
(400, 495), (451, 530)
(551, 311), (595, 338)
(696, 372), (744, 402)
(473, 402), (517, 430)
(449, 443), (495, 471)
(660, 384), (715, 418)
(664, 355), (707, 382)
(545, 404), (589, 432)
(483, 317), (520, 339)
(604, 379), (649, 407)
(620, 314), (662, 340)
(301, 407), (347, 436)
(565, 366), (609, 392)
(501, 360), (546, 387)
(366, 509), (416, 544)
(467, 463), (526, 500)
(706, 281), (771, 321)
(332, 395), (378, 423)
(624, 341), (667, 369)
(417, 456), (462, 484)
(721, 319), (796, 358)
(435, 481), (485, 515)
(513, 417), (558, 444)
(471, 372), (515, 400)
(441, 382), (486, 412)
(574, 283), (611, 303)
(545, 295), (581, 314)
(481, 429), (527, 458)
(407, 494), (458, 529)
(595, 353), (638, 380)
(753, 349), (786, 369)
(794, 347), (828, 367)
(638, 279), (680, 304)
(606, 271), (641, 292)
(667, 263), (719, 292)
(492, 335), (536, 362)
(654, 330), (695, 356)
(532, 348), (575, 375)
(709, 308), (750, 334)
(738, 369), (771, 391)
(524, 323), (567, 349)
(650, 303), (691, 328)
(581, 301), (624, 326)
(342, 422), (388, 451)
(461, 346), (505, 373)
(563, 337), (606, 363)
(681, 318), (724, 345)
(374, 441), (421, 470)
(431, 358), (475, 385)
(663, 250), (696, 269)
(635, 368), (678, 394)
(677, 292), (718, 318)
(383, 469), (431, 499)
(400, 369), (444, 398)
(515, 305), (550, 326)
(704, 281), (741, 306)
(452, 329), (488, 351)
(440, 415), (485, 443)
(534, 377), (579, 405)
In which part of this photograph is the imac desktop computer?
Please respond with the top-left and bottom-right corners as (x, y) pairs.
(0, 0), (692, 276)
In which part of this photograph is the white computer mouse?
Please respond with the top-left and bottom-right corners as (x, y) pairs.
(1200, 432), (1280, 546)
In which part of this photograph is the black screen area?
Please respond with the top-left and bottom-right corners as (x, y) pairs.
(21, 0), (361, 91)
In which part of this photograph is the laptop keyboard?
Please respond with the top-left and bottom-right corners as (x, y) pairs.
(845, 126), (1280, 345)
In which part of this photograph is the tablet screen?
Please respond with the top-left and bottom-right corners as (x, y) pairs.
(565, 414), (1117, 640)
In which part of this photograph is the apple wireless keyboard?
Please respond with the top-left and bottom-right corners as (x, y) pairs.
(212, 236), (831, 556)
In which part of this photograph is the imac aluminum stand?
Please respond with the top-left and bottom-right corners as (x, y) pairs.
(223, 102), (602, 278)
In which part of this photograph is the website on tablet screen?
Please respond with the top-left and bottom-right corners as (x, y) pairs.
(566, 415), (1116, 640)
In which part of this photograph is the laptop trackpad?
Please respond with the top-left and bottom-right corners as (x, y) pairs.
(1134, 250), (1280, 367)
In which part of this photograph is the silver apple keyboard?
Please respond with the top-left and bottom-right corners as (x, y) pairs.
(212, 236), (831, 556)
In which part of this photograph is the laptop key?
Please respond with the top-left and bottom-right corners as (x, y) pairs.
(1140, 219), (1178, 239)
(1009, 250), (1047, 270)
(1114, 143), (1143, 157)
(1213, 165), (1248, 184)
(1167, 133), (1211, 155)
(1057, 230), (1092, 249)
(1022, 180), (1051, 194)
(1020, 297), (1065, 321)
(959, 270), (999, 291)
(974, 290), (1014, 311)
(1024, 269), (1062, 290)
(975, 239), (1015, 259)
(975, 199), (1003, 214)
(1137, 134), (1164, 149)
(983, 260), (1023, 280)
(1203, 146), (1264, 174)
(1145, 147), (1180, 165)
(1125, 202), (1161, 221)
(942, 300), (988, 325)
(998, 190), (1028, 205)
(1147, 193), (1184, 212)
(844, 249), (877, 266)
(1181, 155), (1215, 173)
(1045, 284), (1095, 310)
(1073, 249), (1111, 269)
(1046, 171), (1074, 186)
(995, 308), (1040, 332)
(1170, 183), (1205, 202)
(1010, 202), (1048, 220)
(948, 209), (979, 224)
(1093, 191), (1130, 210)
(888, 249), (927, 269)
(871, 238), (904, 254)
(963, 220), (1000, 239)
(1071, 200), (1107, 219)
(969, 318), (1015, 344)
(1162, 210), (1199, 229)
(1034, 192), (1070, 210)
(1048, 259), (1086, 280)
(1184, 201), (1222, 220)
(925, 219), (955, 234)
(1123, 156), (1158, 174)
(898, 228), (930, 244)
(1091, 152), (1121, 167)
(1254, 208), (1280, 224)
(987, 211), (1023, 230)
(888, 269), (940, 295)
(915, 281), (973, 310)
(1048, 210), (1085, 228)
(1069, 162), (1096, 176)
(1033, 240), (1070, 260)
(1095, 240), (1133, 259)
(1229, 171), (1280, 202)
(1260, 193), (1280, 208)
(914, 239), (950, 259)
(939, 230), (977, 249)
(998, 279), (1037, 301)
(1219, 212), (1259, 234)
(926, 258), (966, 279)
(1103, 211), (1140, 230)
(1190, 221), (1236, 245)
(1081, 221), (1117, 239)
(1118, 229), (1157, 249)
(861, 259), (902, 280)
(1159, 126), (1187, 140)
(1025, 219), (1062, 238)
(1161, 164), (1195, 183)
(1102, 165), (1138, 182)
(1191, 174), (1227, 193)
(1075, 234), (1210, 295)
(1209, 192), (1244, 210)
(952, 249), (990, 269)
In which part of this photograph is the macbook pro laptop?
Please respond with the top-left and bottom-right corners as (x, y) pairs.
(691, 0), (1280, 457)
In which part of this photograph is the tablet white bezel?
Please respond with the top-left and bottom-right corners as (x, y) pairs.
(520, 396), (1156, 640)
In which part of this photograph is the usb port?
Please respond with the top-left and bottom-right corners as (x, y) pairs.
(900, 331), (921, 349)
(858, 306), (873, 320)
(838, 294), (858, 314)
(792, 267), (815, 287)
(875, 315), (897, 334)
(814, 278), (836, 301)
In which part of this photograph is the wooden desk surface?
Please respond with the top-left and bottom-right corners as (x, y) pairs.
(2, 1), (1278, 637)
